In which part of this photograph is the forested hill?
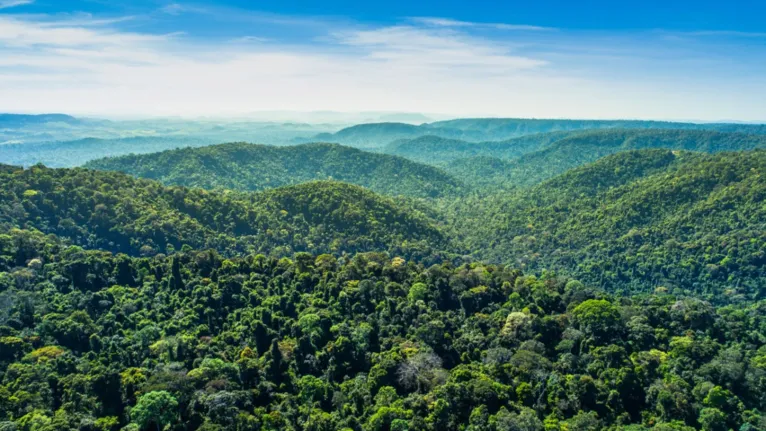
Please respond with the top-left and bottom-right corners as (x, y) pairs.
(441, 129), (766, 188)
(0, 166), (454, 260)
(312, 122), (429, 148)
(85, 142), (464, 198)
(311, 118), (766, 148)
(427, 117), (766, 137)
(384, 132), (574, 164)
(450, 149), (766, 297)
(0, 113), (81, 127)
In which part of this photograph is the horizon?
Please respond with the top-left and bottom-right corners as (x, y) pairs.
(0, 1), (765, 121)
(3, 111), (766, 126)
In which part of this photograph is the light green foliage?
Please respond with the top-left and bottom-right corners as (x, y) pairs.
(130, 391), (178, 431)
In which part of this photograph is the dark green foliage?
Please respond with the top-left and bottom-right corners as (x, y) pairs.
(499, 129), (766, 187)
(451, 149), (766, 297)
(85, 142), (464, 198)
(441, 157), (518, 190)
(384, 132), (575, 164)
(383, 129), (766, 190)
(0, 230), (763, 430)
(0, 166), (453, 260)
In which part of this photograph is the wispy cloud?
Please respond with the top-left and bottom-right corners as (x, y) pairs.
(161, 3), (184, 15)
(411, 17), (553, 31)
(682, 30), (766, 38)
(0, 0), (33, 9)
(0, 10), (763, 121)
(0, 16), (170, 48)
(334, 25), (546, 72)
(160, 2), (209, 16)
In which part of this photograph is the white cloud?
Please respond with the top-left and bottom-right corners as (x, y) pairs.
(0, 0), (33, 9)
(0, 16), (169, 47)
(333, 25), (546, 72)
(160, 3), (207, 16)
(411, 17), (552, 31)
(0, 13), (764, 121)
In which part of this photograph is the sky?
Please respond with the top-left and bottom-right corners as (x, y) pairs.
(0, 0), (765, 121)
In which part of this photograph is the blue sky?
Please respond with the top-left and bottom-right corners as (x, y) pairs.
(0, 0), (765, 121)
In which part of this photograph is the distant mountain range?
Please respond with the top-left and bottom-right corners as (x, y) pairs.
(0, 113), (81, 128)
(310, 118), (766, 148)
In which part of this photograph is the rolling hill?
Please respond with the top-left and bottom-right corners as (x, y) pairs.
(0, 165), (454, 260)
(310, 117), (766, 148)
(427, 129), (766, 189)
(427, 117), (766, 137)
(451, 149), (766, 296)
(85, 142), (465, 198)
(383, 131), (574, 164)
(498, 129), (766, 186)
(441, 156), (518, 189)
(0, 113), (81, 128)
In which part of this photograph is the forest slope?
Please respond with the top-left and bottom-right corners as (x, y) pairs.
(85, 142), (464, 198)
(450, 149), (766, 297)
(384, 132), (574, 164)
(0, 166), (453, 260)
(458, 129), (766, 187)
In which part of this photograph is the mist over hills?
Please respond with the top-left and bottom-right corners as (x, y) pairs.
(0, 136), (220, 168)
(311, 117), (766, 148)
(0, 113), (82, 127)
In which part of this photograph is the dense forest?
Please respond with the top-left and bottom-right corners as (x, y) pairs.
(85, 143), (464, 199)
(495, 130), (766, 187)
(445, 149), (766, 298)
(2, 115), (766, 431)
(383, 132), (574, 165)
(1, 230), (765, 431)
(0, 166), (452, 261)
(384, 129), (766, 189)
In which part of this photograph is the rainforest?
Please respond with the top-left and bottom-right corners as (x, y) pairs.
(0, 115), (764, 431)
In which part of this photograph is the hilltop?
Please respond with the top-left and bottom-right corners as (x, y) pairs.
(498, 129), (766, 186)
(425, 129), (766, 189)
(311, 117), (766, 148)
(383, 132), (573, 164)
(0, 166), (454, 260)
(85, 142), (465, 198)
